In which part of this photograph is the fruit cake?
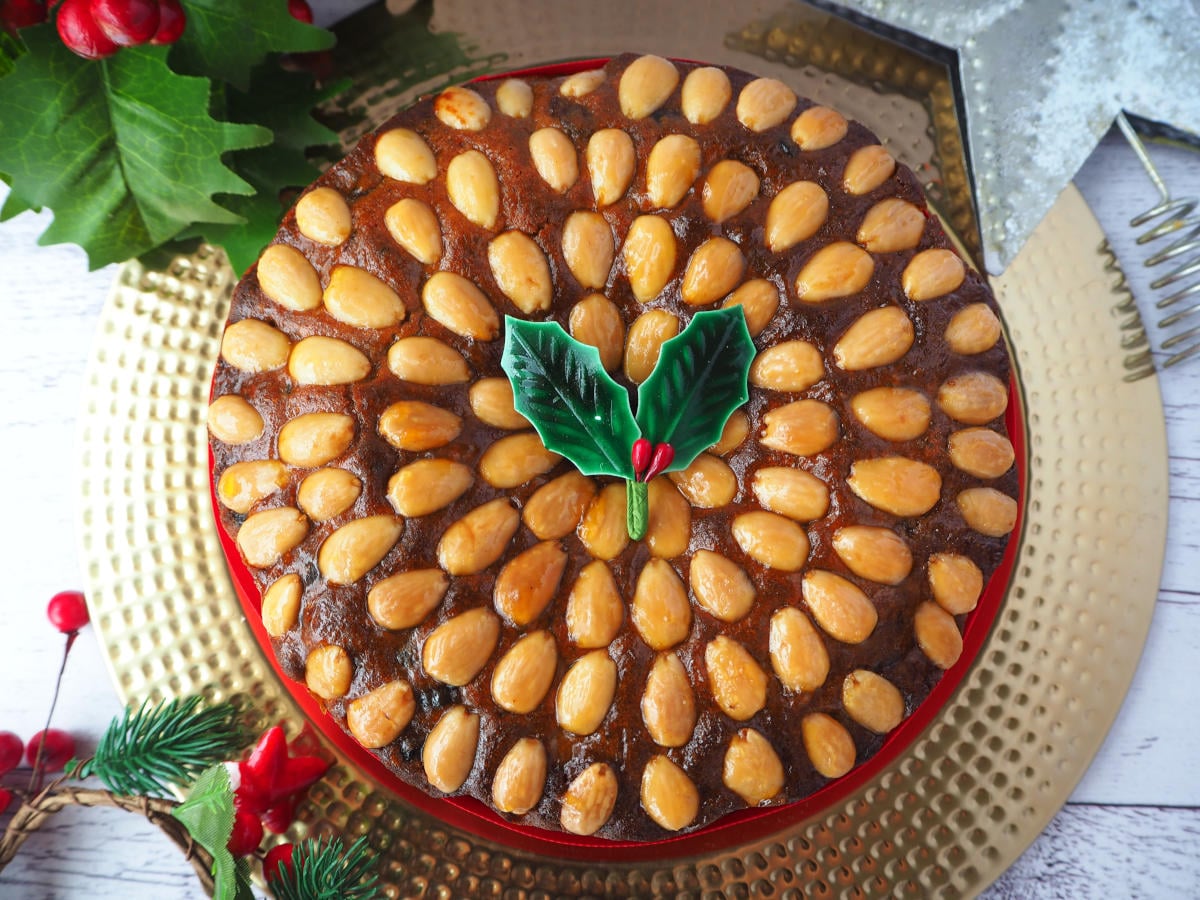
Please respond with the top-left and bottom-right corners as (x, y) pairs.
(208, 54), (1019, 841)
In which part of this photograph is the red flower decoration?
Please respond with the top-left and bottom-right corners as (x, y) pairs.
(228, 726), (329, 850)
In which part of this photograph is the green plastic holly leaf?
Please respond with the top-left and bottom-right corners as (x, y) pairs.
(171, 764), (254, 900)
(501, 317), (640, 479)
(0, 27), (271, 269)
(636, 307), (755, 472)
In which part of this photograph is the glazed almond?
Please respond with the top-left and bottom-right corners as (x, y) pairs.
(577, 483), (629, 561)
(218, 460), (288, 514)
(710, 409), (750, 456)
(957, 487), (1018, 537)
(317, 515), (403, 584)
(640, 755), (699, 831)
(732, 511), (810, 572)
(489, 231), (553, 314)
(856, 198), (925, 252)
(681, 66), (731, 124)
(619, 54), (679, 118)
(423, 706), (480, 792)
(751, 466), (830, 521)
(446, 149), (500, 229)
(305, 644), (352, 700)
(723, 729), (784, 806)
(769, 607), (829, 692)
(765, 181), (828, 252)
(847, 456), (942, 517)
(387, 458), (473, 517)
(560, 68), (604, 98)
(323, 266), (406, 329)
(843, 144), (896, 194)
(794, 241), (874, 302)
(791, 105), (848, 150)
(478, 432), (561, 489)
(850, 387), (931, 442)
(832, 525), (913, 585)
(722, 279), (780, 337)
(645, 476), (691, 559)
(434, 85), (491, 131)
(681, 237), (746, 307)
(668, 453), (738, 508)
(378, 401), (462, 452)
(833, 306), (914, 370)
(561, 763), (618, 836)
(347, 680), (415, 748)
(948, 428), (1015, 479)
(902, 248), (965, 301)
(207, 395), (263, 445)
(736, 77), (796, 131)
(750, 340), (824, 392)
(645, 134), (701, 208)
(422, 271), (499, 340)
(368, 569), (449, 630)
(566, 560), (624, 649)
(221, 319), (290, 373)
(623, 215), (677, 302)
(801, 713), (856, 778)
(422, 608), (501, 686)
(437, 498), (520, 575)
(690, 549), (756, 622)
(802, 570), (877, 644)
(914, 601), (963, 669)
(529, 127), (579, 193)
(631, 558), (691, 650)
(375, 128), (436, 184)
(495, 78), (533, 117)
(938, 371), (1009, 424)
(928, 552), (984, 615)
(556, 650), (617, 735)
(278, 412), (354, 467)
(289, 335), (370, 385)
(702, 159), (760, 223)
(945, 303), (1003, 355)
(261, 574), (302, 637)
(623, 309), (679, 384)
(569, 294), (625, 372)
(297, 467), (361, 522)
(296, 187), (351, 246)
(237, 508), (308, 568)
(387, 336), (470, 385)
(491, 630), (558, 714)
(493, 540), (568, 626)
(641, 652), (696, 747)
(587, 129), (635, 206)
(562, 211), (615, 290)
(257, 244), (321, 311)
(385, 197), (442, 265)
(761, 399), (839, 457)
(705, 636), (768, 721)
(842, 670), (904, 733)
(523, 471), (596, 539)
(492, 738), (546, 814)
(469, 377), (528, 430)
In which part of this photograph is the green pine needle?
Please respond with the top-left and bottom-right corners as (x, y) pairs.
(77, 697), (253, 796)
(267, 836), (381, 900)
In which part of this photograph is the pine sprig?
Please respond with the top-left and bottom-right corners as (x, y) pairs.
(267, 836), (381, 900)
(74, 697), (252, 796)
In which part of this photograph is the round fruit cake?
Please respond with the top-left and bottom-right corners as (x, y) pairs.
(208, 54), (1019, 841)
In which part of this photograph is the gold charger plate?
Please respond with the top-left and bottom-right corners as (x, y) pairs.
(77, 4), (1168, 897)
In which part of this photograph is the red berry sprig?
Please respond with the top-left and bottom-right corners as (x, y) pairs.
(629, 438), (675, 482)
(26, 589), (90, 792)
(263, 842), (295, 882)
(24, 729), (76, 773)
(55, 0), (185, 59)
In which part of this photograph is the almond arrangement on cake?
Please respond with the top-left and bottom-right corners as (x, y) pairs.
(208, 54), (1018, 841)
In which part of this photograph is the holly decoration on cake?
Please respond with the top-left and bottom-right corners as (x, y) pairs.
(502, 306), (756, 540)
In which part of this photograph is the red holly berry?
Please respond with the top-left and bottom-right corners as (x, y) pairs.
(263, 842), (295, 882)
(0, 788), (13, 814)
(0, 731), (23, 775)
(227, 806), (265, 857)
(91, 0), (158, 45)
(55, 0), (118, 59)
(148, 0), (183, 44)
(1, 0), (47, 32)
(642, 442), (676, 482)
(46, 590), (90, 634)
(630, 437), (652, 479)
(286, 0), (311, 23)
(25, 728), (75, 772)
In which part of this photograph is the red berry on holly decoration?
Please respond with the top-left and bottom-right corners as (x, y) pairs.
(1, 0), (47, 32)
(0, 730), (23, 775)
(263, 842), (295, 882)
(227, 806), (265, 857)
(91, 0), (159, 46)
(287, 0), (313, 24)
(149, 0), (183, 44)
(46, 590), (90, 634)
(25, 728), (76, 772)
(56, 0), (118, 59)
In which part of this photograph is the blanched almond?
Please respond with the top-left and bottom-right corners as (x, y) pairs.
(556, 649), (617, 734)
(722, 279), (780, 337)
(723, 729), (784, 806)
(437, 498), (519, 575)
(681, 66), (731, 124)
(496, 78), (533, 117)
(681, 237), (745, 306)
(832, 526), (913, 584)
(619, 54), (679, 118)
(469, 377), (528, 430)
(645, 134), (701, 208)
(569, 294), (624, 371)
(347, 680), (415, 748)
(948, 428), (1014, 478)
(902, 248), (965, 301)
(387, 458), (473, 517)
(850, 387), (931, 441)
(297, 467), (361, 522)
(434, 85), (490, 131)
(802, 713), (855, 778)
(802, 570), (877, 644)
(529, 127), (578, 193)
(690, 549), (755, 622)
(257, 244), (322, 312)
(491, 630), (558, 714)
(560, 68), (605, 98)
(761, 399), (839, 457)
(631, 558), (690, 650)
(387, 336), (469, 385)
(702, 160), (759, 223)
(645, 476), (691, 559)
(857, 198), (925, 252)
(422, 271), (500, 340)
(237, 507), (308, 568)
(578, 483), (629, 561)
(492, 738), (546, 814)
(446, 149), (500, 229)
(261, 573), (302, 637)
(640, 755), (699, 831)
(479, 432), (561, 489)
(843, 144), (896, 194)
(710, 409), (750, 456)
(769, 607), (829, 692)
(705, 636), (767, 721)
(668, 453), (737, 508)
(937, 371), (1008, 424)
(736, 77), (797, 131)
(378, 400), (461, 451)
(295, 187), (351, 246)
(218, 460), (288, 514)
(489, 231), (552, 313)
(731, 511), (810, 571)
(385, 197), (442, 265)
(317, 515), (403, 584)
(587, 129), (635, 206)
(522, 471), (595, 539)
(561, 763), (618, 836)
(794, 241), (874, 302)
(641, 652), (696, 747)
(945, 303), (1002, 355)
(562, 211), (615, 290)
(375, 128), (437, 184)
(324, 266), (407, 329)
(791, 105), (848, 150)
(423, 706), (479, 792)
(221, 319), (290, 373)
(277, 412), (354, 467)
(750, 340), (824, 391)
(422, 608), (501, 686)
(956, 487), (1018, 537)
(765, 181), (828, 253)
(751, 466), (829, 521)
(848, 457), (942, 516)
(842, 670), (904, 733)
(289, 336), (371, 385)
(623, 215), (677, 302)
(833, 306), (914, 370)
(368, 569), (449, 630)
(566, 560), (623, 648)
(914, 601), (963, 669)
(207, 395), (263, 445)
(493, 540), (567, 626)
(623, 309), (679, 383)
(928, 552), (984, 615)
(305, 644), (352, 700)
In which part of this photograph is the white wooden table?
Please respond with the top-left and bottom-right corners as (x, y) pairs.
(0, 127), (1196, 898)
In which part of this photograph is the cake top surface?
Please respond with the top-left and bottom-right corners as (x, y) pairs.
(209, 54), (1017, 841)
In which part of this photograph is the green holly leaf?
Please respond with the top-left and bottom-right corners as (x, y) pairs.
(169, 0), (334, 92)
(0, 26), (271, 269)
(171, 764), (253, 900)
(636, 307), (755, 472)
(501, 316), (640, 479)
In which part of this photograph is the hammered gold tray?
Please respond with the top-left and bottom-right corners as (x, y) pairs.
(76, 5), (1168, 897)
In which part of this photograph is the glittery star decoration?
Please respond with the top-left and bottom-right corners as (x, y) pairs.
(827, 0), (1200, 272)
